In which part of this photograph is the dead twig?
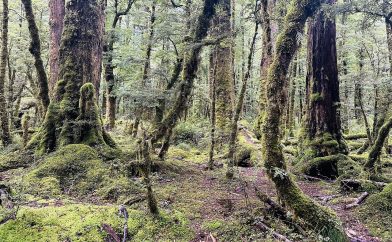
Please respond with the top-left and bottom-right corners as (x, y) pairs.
(255, 221), (293, 242)
(345, 192), (369, 210)
(102, 223), (121, 242)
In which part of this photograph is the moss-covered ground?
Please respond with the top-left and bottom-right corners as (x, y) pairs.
(0, 123), (390, 241)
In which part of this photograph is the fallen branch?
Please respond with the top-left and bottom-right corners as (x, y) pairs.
(102, 223), (121, 242)
(300, 174), (324, 182)
(255, 221), (293, 242)
(123, 196), (146, 206)
(345, 192), (369, 210)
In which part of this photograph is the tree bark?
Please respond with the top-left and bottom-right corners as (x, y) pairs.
(22, 0), (50, 115)
(0, 0), (11, 146)
(298, 0), (348, 172)
(28, 0), (115, 154)
(260, 0), (348, 240)
(254, 0), (274, 139)
(212, 0), (235, 143)
(49, 0), (65, 96)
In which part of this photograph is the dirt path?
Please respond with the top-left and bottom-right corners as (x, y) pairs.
(180, 163), (381, 242)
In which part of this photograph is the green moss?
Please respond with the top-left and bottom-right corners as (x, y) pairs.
(358, 184), (392, 240)
(310, 92), (323, 102)
(26, 144), (105, 197)
(0, 204), (194, 242)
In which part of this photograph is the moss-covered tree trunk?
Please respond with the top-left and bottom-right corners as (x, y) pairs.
(22, 0), (51, 116)
(365, 116), (392, 176)
(0, 0), (11, 147)
(254, 0), (274, 139)
(28, 0), (115, 154)
(49, 0), (65, 96)
(226, 20), (258, 178)
(261, 0), (348, 240)
(297, 0), (348, 178)
(211, 0), (235, 143)
(149, 0), (219, 145)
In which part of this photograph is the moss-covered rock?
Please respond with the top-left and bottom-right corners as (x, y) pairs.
(358, 184), (392, 240)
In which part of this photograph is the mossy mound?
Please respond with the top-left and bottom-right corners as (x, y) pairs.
(234, 129), (262, 167)
(25, 144), (139, 201)
(295, 154), (362, 180)
(0, 204), (194, 241)
(0, 151), (33, 172)
(358, 184), (392, 240)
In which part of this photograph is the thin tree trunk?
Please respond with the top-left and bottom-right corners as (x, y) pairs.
(105, 0), (135, 130)
(254, 0), (274, 139)
(22, 0), (50, 115)
(132, 0), (157, 135)
(227, 20), (258, 178)
(208, 50), (217, 170)
(0, 0), (11, 146)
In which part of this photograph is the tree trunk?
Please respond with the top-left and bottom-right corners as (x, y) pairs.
(132, 0), (157, 135)
(254, 0), (274, 139)
(105, 0), (135, 130)
(22, 0), (50, 115)
(49, 0), (65, 96)
(208, 50), (217, 170)
(298, 0), (348, 173)
(365, 116), (392, 176)
(0, 0), (11, 146)
(211, 0), (234, 143)
(149, 0), (219, 146)
(226, 21), (258, 178)
(28, 0), (115, 154)
(260, 0), (348, 240)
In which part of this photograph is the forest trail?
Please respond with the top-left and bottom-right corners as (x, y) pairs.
(156, 152), (382, 242)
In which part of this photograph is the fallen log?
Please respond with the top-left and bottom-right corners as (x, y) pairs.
(255, 221), (293, 242)
(345, 192), (369, 209)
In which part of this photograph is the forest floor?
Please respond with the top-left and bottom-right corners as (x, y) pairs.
(0, 124), (391, 241)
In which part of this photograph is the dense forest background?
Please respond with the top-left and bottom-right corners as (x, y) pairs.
(0, 0), (391, 241)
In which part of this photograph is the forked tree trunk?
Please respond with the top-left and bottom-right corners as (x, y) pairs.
(0, 0), (11, 146)
(49, 0), (65, 96)
(260, 0), (348, 240)
(28, 0), (115, 154)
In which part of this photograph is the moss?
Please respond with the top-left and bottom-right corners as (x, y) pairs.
(0, 204), (194, 241)
(0, 151), (33, 172)
(358, 184), (392, 240)
(26, 144), (106, 197)
(310, 92), (323, 102)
